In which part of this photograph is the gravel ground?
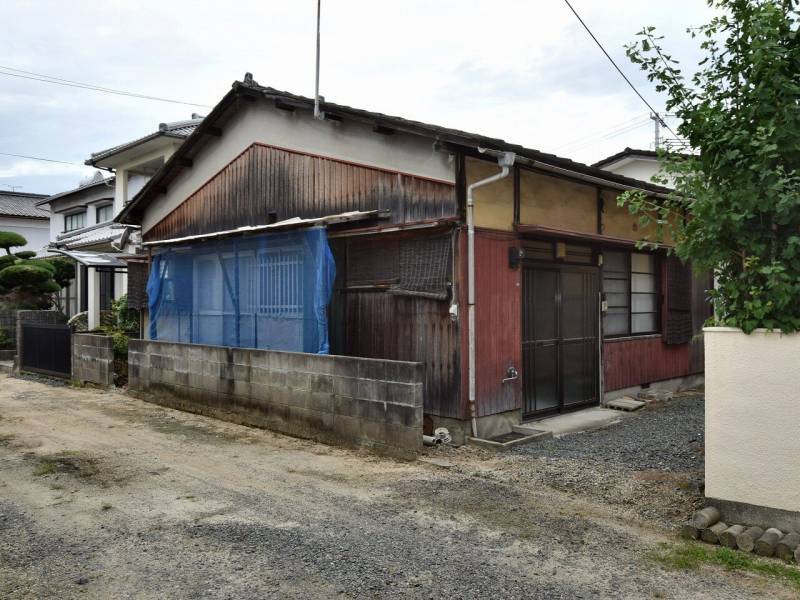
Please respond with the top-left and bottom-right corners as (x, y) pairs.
(0, 379), (794, 599)
(512, 395), (705, 472)
(498, 395), (706, 528)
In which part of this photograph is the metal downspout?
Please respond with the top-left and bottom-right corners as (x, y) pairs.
(466, 150), (516, 438)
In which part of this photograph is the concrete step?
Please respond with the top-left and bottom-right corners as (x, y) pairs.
(0, 360), (14, 375)
(467, 428), (552, 451)
(604, 396), (646, 412)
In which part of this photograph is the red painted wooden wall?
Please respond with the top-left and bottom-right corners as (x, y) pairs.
(459, 230), (522, 418)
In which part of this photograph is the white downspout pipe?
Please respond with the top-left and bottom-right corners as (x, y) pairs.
(466, 150), (516, 438)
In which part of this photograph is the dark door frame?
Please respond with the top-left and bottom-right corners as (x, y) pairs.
(521, 261), (600, 419)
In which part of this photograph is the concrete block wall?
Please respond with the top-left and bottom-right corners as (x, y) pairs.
(128, 340), (424, 458)
(16, 310), (67, 371)
(72, 334), (114, 386)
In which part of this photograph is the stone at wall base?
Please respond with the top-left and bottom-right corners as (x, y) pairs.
(706, 497), (800, 533)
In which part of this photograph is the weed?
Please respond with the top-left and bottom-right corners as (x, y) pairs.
(32, 452), (99, 479)
(651, 541), (800, 589)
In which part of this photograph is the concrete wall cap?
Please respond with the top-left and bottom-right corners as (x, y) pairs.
(704, 326), (795, 335)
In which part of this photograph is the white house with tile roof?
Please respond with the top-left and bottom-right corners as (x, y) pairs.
(36, 116), (203, 327)
(0, 190), (50, 255)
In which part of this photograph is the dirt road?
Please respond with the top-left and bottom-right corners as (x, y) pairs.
(0, 375), (792, 599)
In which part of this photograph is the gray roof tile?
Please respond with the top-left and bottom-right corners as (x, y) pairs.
(0, 191), (50, 218)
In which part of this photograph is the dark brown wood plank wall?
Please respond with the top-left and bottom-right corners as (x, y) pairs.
(343, 290), (460, 418)
(145, 143), (457, 242)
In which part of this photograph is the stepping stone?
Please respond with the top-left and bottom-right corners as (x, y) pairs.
(605, 396), (645, 412)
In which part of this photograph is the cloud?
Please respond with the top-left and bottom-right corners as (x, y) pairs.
(0, 0), (720, 192)
(0, 159), (92, 179)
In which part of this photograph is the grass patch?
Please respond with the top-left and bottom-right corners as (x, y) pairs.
(32, 451), (100, 479)
(651, 541), (800, 589)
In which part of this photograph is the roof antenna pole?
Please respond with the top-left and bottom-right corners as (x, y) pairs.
(314, 0), (325, 120)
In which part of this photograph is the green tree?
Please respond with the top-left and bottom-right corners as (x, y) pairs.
(0, 232), (75, 309)
(620, 0), (800, 333)
(0, 232), (28, 255)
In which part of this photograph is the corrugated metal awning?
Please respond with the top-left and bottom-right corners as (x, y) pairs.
(143, 209), (389, 247)
(50, 249), (128, 268)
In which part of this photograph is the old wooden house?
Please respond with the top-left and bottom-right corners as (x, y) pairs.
(118, 75), (709, 444)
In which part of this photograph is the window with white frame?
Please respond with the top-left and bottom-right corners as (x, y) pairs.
(64, 211), (86, 232)
(602, 251), (660, 337)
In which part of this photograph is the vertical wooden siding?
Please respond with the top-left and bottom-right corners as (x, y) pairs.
(145, 143), (457, 242)
(344, 291), (460, 418)
(458, 230), (522, 418)
(603, 337), (694, 391)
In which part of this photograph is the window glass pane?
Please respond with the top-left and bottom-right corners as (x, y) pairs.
(632, 273), (657, 293)
(632, 293), (658, 312)
(65, 212), (85, 231)
(96, 204), (113, 223)
(603, 309), (629, 336)
(603, 278), (627, 294)
(632, 313), (657, 333)
(604, 251), (627, 272)
(605, 292), (629, 309)
(631, 252), (656, 273)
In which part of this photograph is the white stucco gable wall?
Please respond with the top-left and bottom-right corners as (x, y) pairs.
(141, 102), (456, 234)
(0, 217), (50, 255)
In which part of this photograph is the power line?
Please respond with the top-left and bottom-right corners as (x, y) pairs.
(0, 151), (84, 166)
(561, 0), (680, 139)
(0, 65), (212, 109)
(553, 112), (650, 153)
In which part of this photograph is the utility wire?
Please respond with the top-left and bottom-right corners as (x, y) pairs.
(0, 65), (212, 108)
(0, 151), (84, 166)
(562, 0), (680, 139)
(553, 112), (650, 153)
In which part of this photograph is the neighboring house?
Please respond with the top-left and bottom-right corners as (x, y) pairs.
(117, 76), (710, 443)
(36, 116), (203, 328)
(593, 147), (681, 187)
(0, 190), (50, 255)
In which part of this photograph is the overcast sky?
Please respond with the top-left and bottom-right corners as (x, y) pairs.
(0, 1), (717, 195)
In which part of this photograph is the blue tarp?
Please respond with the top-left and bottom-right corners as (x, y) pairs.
(146, 228), (336, 354)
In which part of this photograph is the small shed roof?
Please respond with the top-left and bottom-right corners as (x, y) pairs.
(50, 249), (128, 268)
(143, 209), (387, 247)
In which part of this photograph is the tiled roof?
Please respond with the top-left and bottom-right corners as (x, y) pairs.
(37, 176), (115, 206)
(0, 191), (49, 218)
(87, 117), (204, 164)
(119, 78), (675, 225)
(55, 223), (122, 249)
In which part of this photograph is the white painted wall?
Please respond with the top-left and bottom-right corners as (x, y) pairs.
(0, 217), (50, 255)
(142, 102), (456, 233)
(601, 157), (676, 188)
(705, 327), (800, 513)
